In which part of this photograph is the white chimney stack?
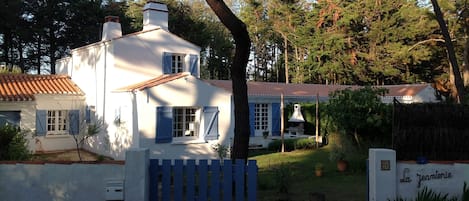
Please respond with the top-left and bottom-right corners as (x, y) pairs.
(101, 16), (122, 41)
(143, 1), (168, 31)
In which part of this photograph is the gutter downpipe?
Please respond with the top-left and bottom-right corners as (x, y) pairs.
(103, 41), (108, 123)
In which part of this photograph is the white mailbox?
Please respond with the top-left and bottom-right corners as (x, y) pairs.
(105, 179), (124, 201)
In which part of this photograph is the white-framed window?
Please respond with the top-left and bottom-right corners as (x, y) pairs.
(254, 103), (269, 131)
(173, 107), (200, 139)
(171, 54), (184, 73)
(47, 110), (69, 135)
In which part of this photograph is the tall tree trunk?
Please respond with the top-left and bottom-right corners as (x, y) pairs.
(205, 0), (251, 160)
(284, 35), (289, 84)
(37, 35), (41, 75)
(463, 35), (469, 87)
(431, 0), (465, 103)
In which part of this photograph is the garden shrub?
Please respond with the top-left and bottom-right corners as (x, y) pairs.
(273, 163), (292, 193)
(0, 124), (31, 160)
(391, 187), (462, 201)
(294, 138), (316, 149)
(268, 139), (297, 152)
(326, 86), (392, 148)
(268, 138), (317, 151)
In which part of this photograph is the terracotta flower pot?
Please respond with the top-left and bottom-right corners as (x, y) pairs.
(315, 169), (323, 177)
(337, 160), (348, 172)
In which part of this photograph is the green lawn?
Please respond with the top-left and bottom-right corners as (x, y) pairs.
(249, 147), (367, 201)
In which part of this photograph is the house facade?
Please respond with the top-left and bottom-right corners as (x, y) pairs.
(50, 2), (442, 159)
(56, 2), (213, 159)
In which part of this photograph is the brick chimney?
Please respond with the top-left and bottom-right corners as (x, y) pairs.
(143, 1), (168, 31)
(101, 16), (122, 41)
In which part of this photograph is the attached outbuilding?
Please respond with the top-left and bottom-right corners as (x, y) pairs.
(0, 74), (85, 153)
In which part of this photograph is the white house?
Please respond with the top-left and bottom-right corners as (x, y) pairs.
(56, 1), (217, 159)
(51, 1), (442, 160)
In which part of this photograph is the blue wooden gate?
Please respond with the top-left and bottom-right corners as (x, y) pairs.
(149, 159), (257, 201)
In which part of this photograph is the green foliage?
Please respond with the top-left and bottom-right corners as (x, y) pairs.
(0, 125), (31, 160)
(211, 143), (229, 160)
(294, 138), (316, 149)
(391, 187), (458, 201)
(268, 139), (297, 152)
(328, 133), (354, 162)
(273, 163), (293, 194)
(315, 162), (324, 171)
(326, 87), (392, 145)
(267, 138), (317, 152)
(463, 182), (469, 201)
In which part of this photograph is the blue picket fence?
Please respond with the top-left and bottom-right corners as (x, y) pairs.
(149, 159), (258, 201)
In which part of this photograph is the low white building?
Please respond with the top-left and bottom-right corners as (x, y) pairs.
(0, 74), (85, 152)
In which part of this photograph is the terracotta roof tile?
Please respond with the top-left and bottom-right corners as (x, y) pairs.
(114, 72), (190, 92)
(0, 74), (84, 101)
(204, 80), (432, 97)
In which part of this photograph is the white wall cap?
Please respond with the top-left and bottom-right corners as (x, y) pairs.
(143, 1), (168, 12)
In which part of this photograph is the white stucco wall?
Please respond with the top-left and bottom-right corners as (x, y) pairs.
(111, 29), (201, 89)
(137, 76), (233, 159)
(56, 42), (109, 123)
(369, 149), (469, 200)
(34, 94), (86, 152)
(0, 162), (124, 201)
(85, 92), (137, 160)
(397, 162), (469, 200)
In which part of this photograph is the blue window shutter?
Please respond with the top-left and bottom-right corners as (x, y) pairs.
(156, 106), (173, 143)
(249, 103), (255, 137)
(203, 106), (219, 141)
(69, 110), (80, 135)
(271, 103), (281, 136)
(163, 52), (172, 74)
(85, 105), (91, 123)
(36, 110), (47, 136)
(189, 54), (198, 76)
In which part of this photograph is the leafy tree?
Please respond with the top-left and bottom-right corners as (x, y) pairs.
(205, 0), (251, 160)
(326, 87), (392, 148)
(429, 0), (466, 103)
(302, 0), (441, 85)
(430, 0), (465, 103)
(0, 0), (31, 73)
(72, 119), (102, 161)
(0, 125), (31, 161)
(241, 0), (276, 81)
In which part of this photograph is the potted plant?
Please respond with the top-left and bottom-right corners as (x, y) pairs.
(329, 145), (348, 172)
(328, 134), (350, 172)
(262, 130), (269, 139)
(315, 163), (324, 177)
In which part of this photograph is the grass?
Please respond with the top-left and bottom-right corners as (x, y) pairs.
(249, 146), (367, 201)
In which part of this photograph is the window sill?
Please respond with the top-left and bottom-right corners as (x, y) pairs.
(172, 139), (207, 145)
(44, 134), (72, 139)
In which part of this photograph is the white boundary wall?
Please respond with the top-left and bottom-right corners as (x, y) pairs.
(369, 148), (469, 201)
(0, 149), (150, 201)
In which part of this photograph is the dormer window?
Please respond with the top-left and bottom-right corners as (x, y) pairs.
(163, 52), (199, 76)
